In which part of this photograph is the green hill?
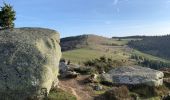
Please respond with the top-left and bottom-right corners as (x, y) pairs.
(60, 34), (170, 69)
(128, 35), (170, 60)
(60, 35), (88, 51)
(61, 34), (132, 64)
(61, 34), (128, 51)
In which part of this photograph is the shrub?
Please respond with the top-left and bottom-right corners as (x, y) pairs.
(73, 67), (95, 75)
(129, 84), (169, 98)
(84, 56), (123, 73)
(103, 86), (131, 100)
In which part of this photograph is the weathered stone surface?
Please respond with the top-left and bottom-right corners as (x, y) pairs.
(59, 62), (69, 73)
(0, 28), (61, 99)
(101, 66), (164, 86)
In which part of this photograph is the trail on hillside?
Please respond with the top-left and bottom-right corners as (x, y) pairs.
(59, 75), (94, 100)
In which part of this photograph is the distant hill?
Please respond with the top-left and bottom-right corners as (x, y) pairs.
(128, 35), (170, 60)
(60, 34), (115, 51)
(60, 35), (87, 51)
(60, 34), (132, 63)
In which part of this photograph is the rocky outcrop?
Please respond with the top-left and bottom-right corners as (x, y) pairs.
(59, 61), (69, 73)
(0, 28), (61, 100)
(59, 62), (79, 78)
(101, 66), (164, 86)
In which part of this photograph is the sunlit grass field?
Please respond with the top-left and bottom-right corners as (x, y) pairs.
(62, 38), (132, 64)
(62, 38), (170, 65)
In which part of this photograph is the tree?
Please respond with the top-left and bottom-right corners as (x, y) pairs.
(0, 3), (16, 29)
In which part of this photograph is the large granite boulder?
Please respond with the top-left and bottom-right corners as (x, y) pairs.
(0, 28), (61, 99)
(101, 66), (164, 86)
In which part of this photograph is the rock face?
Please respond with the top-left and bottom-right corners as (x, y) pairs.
(0, 28), (61, 99)
(59, 61), (69, 73)
(101, 66), (164, 86)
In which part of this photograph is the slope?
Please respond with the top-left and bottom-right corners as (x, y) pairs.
(128, 35), (170, 60)
(61, 34), (134, 64)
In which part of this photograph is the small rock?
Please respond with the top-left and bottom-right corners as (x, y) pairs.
(94, 84), (103, 91)
(59, 62), (69, 73)
(61, 71), (79, 78)
(84, 74), (98, 83)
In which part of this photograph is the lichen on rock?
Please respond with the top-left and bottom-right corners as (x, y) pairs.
(101, 66), (164, 86)
(0, 28), (61, 100)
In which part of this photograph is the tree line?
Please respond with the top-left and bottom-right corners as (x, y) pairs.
(128, 35), (170, 60)
(131, 54), (170, 69)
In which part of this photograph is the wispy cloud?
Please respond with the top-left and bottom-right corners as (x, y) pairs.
(112, 0), (129, 5)
(112, 0), (129, 13)
(113, 0), (119, 5)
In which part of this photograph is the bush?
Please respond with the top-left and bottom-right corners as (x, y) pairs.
(103, 86), (131, 100)
(84, 56), (123, 73)
(129, 84), (169, 98)
(73, 67), (95, 75)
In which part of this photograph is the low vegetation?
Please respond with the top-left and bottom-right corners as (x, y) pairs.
(104, 86), (131, 100)
(73, 67), (95, 75)
(84, 56), (124, 73)
(95, 86), (132, 100)
(129, 84), (169, 99)
(47, 88), (77, 100)
(94, 84), (170, 100)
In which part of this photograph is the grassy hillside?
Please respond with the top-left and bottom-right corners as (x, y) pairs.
(61, 34), (130, 51)
(128, 35), (170, 60)
(61, 34), (170, 69)
(132, 50), (170, 63)
(62, 48), (130, 64)
(61, 34), (134, 64)
(60, 35), (88, 51)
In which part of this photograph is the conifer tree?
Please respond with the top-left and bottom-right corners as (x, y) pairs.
(0, 3), (16, 29)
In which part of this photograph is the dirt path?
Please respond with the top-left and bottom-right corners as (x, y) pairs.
(59, 75), (94, 100)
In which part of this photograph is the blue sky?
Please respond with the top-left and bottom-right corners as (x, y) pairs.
(1, 0), (170, 38)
